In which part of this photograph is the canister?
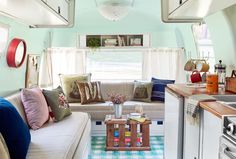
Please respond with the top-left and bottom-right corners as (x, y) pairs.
(206, 74), (218, 93)
(214, 60), (226, 84)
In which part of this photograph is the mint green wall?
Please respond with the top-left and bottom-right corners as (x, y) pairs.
(0, 15), (50, 96)
(205, 4), (236, 76)
(51, 0), (197, 54)
(0, 0), (210, 96)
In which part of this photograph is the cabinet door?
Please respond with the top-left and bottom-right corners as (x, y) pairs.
(201, 110), (221, 159)
(46, 0), (68, 20)
(164, 88), (184, 159)
(168, 0), (181, 14)
(58, 0), (69, 20)
(46, 0), (59, 13)
(183, 98), (200, 159)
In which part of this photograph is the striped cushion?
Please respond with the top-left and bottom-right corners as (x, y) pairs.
(151, 78), (175, 102)
(77, 81), (105, 104)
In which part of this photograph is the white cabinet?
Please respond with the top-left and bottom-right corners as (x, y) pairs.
(183, 98), (200, 159)
(164, 88), (184, 159)
(58, 0), (69, 20)
(200, 110), (221, 159)
(0, 0), (73, 27)
(168, 0), (189, 14)
(168, 0), (181, 14)
(183, 100), (222, 159)
(46, 0), (69, 20)
(161, 0), (236, 23)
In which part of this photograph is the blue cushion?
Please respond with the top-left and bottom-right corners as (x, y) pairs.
(151, 77), (175, 102)
(0, 97), (31, 159)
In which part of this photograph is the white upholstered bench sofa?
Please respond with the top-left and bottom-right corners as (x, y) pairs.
(5, 92), (91, 159)
(2, 81), (164, 158)
(69, 82), (165, 135)
(70, 82), (165, 120)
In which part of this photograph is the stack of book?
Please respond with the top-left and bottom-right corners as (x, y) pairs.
(113, 129), (143, 147)
(129, 113), (146, 123)
(104, 39), (117, 46)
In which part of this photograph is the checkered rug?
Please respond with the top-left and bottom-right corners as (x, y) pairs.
(89, 136), (164, 159)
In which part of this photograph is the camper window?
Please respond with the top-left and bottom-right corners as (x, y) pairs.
(86, 50), (142, 81)
(192, 23), (215, 72)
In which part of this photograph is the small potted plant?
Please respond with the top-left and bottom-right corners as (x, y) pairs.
(108, 93), (126, 118)
(87, 37), (101, 52)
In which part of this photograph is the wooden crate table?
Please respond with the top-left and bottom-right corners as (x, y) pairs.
(104, 114), (151, 151)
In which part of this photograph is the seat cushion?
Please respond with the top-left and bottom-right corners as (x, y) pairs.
(101, 82), (134, 101)
(0, 98), (31, 159)
(27, 112), (90, 159)
(70, 101), (164, 120)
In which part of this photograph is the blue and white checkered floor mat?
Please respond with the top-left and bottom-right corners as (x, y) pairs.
(89, 136), (164, 159)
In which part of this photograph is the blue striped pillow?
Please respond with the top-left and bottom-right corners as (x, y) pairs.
(151, 78), (175, 102)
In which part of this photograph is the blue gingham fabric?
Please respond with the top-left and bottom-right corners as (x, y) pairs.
(89, 136), (164, 159)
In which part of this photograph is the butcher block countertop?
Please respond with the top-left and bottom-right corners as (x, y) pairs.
(167, 84), (236, 118)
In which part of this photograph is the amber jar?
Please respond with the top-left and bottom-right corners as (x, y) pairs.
(206, 74), (218, 93)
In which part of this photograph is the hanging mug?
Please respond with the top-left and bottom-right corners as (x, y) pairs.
(190, 70), (202, 83)
(196, 60), (210, 72)
(184, 59), (196, 71)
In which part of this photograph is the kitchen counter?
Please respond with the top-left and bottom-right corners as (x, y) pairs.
(167, 84), (231, 97)
(167, 84), (236, 118)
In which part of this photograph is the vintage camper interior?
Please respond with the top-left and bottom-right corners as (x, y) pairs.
(1, 0), (236, 159)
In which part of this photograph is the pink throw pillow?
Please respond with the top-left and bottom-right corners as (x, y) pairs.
(21, 88), (49, 130)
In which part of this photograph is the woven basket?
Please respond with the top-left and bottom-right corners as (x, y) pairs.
(225, 70), (236, 93)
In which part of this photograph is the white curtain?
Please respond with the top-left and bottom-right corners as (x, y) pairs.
(39, 49), (53, 88)
(142, 48), (186, 83)
(39, 47), (86, 88)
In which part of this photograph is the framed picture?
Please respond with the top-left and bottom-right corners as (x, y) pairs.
(25, 54), (40, 88)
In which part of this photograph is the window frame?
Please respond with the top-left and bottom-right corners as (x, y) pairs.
(191, 22), (215, 72)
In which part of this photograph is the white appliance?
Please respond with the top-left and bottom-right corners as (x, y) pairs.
(164, 88), (184, 159)
(219, 116), (236, 159)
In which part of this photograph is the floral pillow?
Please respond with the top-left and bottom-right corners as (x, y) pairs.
(43, 86), (71, 122)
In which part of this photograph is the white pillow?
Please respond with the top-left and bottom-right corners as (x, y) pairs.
(0, 133), (10, 159)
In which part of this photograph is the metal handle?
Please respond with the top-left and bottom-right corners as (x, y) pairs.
(58, 6), (61, 14)
(224, 147), (236, 159)
(226, 123), (235, 135)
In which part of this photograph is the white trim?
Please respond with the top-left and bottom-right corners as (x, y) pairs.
(0, 24), (9, 57)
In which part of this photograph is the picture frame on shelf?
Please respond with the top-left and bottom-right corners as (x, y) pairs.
(25, 54), (41, 88)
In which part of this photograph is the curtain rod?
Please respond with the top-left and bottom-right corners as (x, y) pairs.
(47, 47), (185, 52)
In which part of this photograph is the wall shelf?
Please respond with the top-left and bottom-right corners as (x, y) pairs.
(79, 34), (150, 49)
